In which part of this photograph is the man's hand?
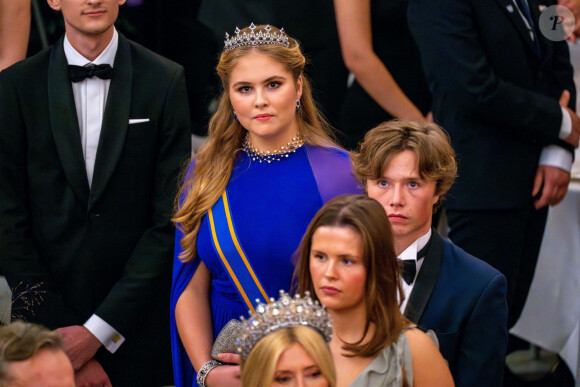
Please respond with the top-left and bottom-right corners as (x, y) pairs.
(559, 90), (580, 148)
(532, 165), (571, 209)
(75, 359), (112, 387)
(57, 326), (102, 370)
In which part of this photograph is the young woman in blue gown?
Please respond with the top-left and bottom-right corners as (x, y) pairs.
(170, 24), (360, 387)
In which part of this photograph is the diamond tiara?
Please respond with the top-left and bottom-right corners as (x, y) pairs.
(224, 23), (290, 53)
(236, 290), (333, 359)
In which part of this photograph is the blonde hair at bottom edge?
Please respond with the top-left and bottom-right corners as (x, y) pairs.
(241, 325), (336, 387)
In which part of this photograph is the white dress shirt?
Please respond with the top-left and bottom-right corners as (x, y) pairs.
(398, 228), (432, 313)
(64, 29), (117, 187)
(63, 29), (125, 354)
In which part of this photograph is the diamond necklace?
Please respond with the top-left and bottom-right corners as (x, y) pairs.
(243, 133), (304, 163)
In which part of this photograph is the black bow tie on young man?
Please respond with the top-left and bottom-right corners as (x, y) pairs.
(68, 64), (113, 83)
(398, 242), (430, 285)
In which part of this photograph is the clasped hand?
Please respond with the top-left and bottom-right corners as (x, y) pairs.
(57, 325), (111, 387)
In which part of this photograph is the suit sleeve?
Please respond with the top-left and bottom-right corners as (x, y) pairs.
(407, 0), (571, 147)
(93, 65), (191, 337)
(0, 70), (79, 328)
(455, 272), (508, 387)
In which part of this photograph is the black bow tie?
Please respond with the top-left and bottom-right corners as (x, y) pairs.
(399, 259), (417, 285)
(398, 242), (430, 285)
(68, 64), (113, 83)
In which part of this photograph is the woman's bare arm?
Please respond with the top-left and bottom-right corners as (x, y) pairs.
(175, 261), (241, 386)
(0, 0), (31, 71)
(333, 0), (426, 121)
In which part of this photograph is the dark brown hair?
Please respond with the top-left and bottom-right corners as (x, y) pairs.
(294, 194), (408, 358)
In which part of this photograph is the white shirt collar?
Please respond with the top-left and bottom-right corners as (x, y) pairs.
(64, 28), (118, 67)
(398, 228), (432, 262)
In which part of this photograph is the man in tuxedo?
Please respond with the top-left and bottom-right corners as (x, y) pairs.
(0, 0), (191, 385)
(407, 0), (580, 339)
(353, 120), (508, 386)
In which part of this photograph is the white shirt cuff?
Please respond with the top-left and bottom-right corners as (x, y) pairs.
(539, 145), (573, 172)
(84, 314), (125, 354)
(560, 106), (572, 140)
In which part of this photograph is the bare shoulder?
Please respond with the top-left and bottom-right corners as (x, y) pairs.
(404, 328), (438, 350)
(404, 329), (455, 387)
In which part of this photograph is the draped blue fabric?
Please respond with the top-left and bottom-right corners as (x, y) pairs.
(170, 145), (360, 387)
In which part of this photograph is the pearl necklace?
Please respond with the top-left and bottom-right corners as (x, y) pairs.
(243, 133), (304, 163)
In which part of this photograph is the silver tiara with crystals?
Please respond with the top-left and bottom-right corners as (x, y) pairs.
(224, 23), (290, 53)
(236, 290), (333, 359)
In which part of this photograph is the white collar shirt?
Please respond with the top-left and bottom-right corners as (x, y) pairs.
(63, 28), (118, 188)
(399, 228), (432, 313)
(63, 30), (125, 354)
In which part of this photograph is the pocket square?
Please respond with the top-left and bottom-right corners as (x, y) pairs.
(129, 118), (150, 124)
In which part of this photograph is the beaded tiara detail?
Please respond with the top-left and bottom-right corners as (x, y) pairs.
(224, 23), (290, 53)
(236, 290), (333, 359)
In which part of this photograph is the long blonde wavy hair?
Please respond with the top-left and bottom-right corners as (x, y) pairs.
(173, 25), (338, 262)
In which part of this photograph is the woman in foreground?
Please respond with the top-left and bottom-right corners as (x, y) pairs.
(296, 195), (454, 386)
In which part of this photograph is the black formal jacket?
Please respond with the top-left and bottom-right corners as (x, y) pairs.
(408, 0), (576, 210)
(0, 33), (191, 385)
(405, 231), (508, 386)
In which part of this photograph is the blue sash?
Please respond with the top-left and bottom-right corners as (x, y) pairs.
(207, 190), (270, 313)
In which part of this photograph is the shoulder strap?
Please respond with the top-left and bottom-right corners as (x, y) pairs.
(207, 190), (270, 312)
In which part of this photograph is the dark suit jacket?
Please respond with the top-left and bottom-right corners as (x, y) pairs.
(0, 33), (191, 386)
(408, 0), (575, 210)
(404, 231), (508, 387)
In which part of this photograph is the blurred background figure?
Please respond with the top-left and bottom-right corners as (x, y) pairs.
(333, 0), (431, 149)
(0, 321), (75, 387)
(0, 0), (31, 71)
(408, 0), (580, 384)
(509, 3), (580, 383)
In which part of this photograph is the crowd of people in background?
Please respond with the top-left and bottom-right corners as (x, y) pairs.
(1, 0), (580, 386)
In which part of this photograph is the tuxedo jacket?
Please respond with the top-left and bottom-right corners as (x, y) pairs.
(408, 0), (576, 210)
(404, 231), (508, 387)
(0, 33), (191, 385)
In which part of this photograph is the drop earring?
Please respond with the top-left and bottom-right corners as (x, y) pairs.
(295, 100), (300, 114)
(233, 109), (238, 121)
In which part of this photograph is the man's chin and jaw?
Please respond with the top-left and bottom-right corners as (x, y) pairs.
(390, 216), (433, 253)
(47, 0), (125, 44)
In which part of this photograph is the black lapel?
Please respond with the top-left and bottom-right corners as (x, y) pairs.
(404, 230), (444, 323)
(48, 37), (90, 206)
(493, 0), (540, 58)
(88, 34), (132, 210)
